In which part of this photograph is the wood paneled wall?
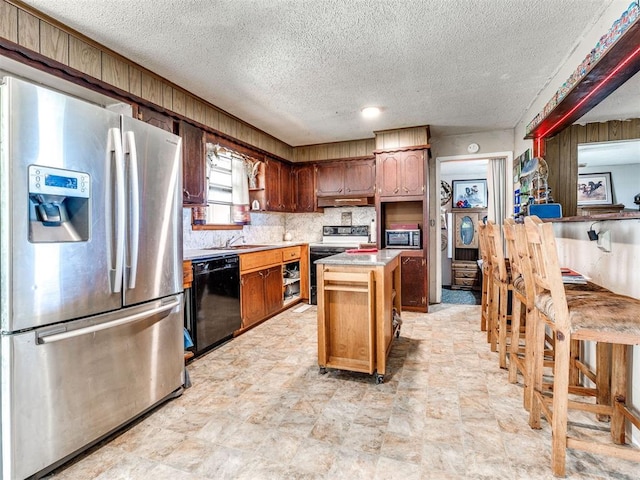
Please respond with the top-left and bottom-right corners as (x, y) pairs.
(0, 0), (294, 160)
(294, 138), (376, 162)
(374, 126), (430, 151)
(545, 118), (640, 216)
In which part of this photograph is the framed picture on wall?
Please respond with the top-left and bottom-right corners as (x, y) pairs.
(577, 172), (613, 205)
(452, 179), (488, 208)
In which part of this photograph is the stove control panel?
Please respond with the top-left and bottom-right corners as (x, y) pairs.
(322, 225), (369, 236)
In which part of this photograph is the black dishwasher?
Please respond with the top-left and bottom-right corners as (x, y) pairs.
(188, 255), (241, 356)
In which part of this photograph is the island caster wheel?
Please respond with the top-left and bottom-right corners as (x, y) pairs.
(319, 367), (327, 375)
(375, 373), (384, 384)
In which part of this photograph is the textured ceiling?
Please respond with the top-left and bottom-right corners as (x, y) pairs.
(23, 0), (617, 146)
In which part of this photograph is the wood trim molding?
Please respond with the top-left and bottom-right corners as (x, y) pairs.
(526, 16), (640, 142)
(373, 144), (431, 154)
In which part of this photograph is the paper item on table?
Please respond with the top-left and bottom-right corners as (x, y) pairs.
(561, 267), (587, 284)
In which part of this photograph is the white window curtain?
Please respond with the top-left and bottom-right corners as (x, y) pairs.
(487, 157), (506, 224)
(205, 144), (251, 225)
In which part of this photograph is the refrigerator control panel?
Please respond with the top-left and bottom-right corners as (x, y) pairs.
(28, 165), (90, 198)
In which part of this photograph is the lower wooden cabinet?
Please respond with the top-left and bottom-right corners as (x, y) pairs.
(238, 245), (309, 331)
(241, 266), (282, 328)
(400, 254), (427, 311)
(451, 261), (481, 290)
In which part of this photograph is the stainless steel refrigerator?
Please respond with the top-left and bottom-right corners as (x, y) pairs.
(0, 76), (184, 479)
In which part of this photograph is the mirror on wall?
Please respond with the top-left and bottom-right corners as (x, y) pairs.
(577, 139), (640, 210)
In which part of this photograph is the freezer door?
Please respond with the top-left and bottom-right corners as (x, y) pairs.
(0, 295), (183, 480)
(121, 116), (182, 306)
(0, 77), (122, 331)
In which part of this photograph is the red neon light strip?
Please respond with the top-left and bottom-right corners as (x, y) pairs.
(537, 43), (640, 140)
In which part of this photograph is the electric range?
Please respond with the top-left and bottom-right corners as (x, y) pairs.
(309, 225), (370, 304)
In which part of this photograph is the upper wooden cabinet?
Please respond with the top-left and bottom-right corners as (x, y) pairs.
(316, 158), (375, 198)
(376, 150), (426, 198)
(179, 120), (206, 205)
(136, 105), (175, 133)
(264, 157), (293, 212)
(292, 163), (317, 212)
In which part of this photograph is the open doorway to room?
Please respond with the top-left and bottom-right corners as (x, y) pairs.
(429, 151), (512, 305)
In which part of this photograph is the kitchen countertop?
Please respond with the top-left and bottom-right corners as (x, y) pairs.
(314, 249), (402, 267)
(184, 242), (307, 261)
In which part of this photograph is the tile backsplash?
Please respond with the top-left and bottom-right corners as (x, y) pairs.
(182, 206), (376, 249)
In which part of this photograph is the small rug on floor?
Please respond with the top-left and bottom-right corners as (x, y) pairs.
(441, 287), (481, 305)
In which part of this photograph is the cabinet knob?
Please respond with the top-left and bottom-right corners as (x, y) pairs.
(394, 188), (399, 194)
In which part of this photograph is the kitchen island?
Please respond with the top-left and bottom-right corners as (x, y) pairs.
(315, 249), (402, 383)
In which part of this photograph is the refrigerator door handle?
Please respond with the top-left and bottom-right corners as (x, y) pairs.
(106, 127), (125, 293)
(124, 130), (140, 289)
(37, 297), (181, 344)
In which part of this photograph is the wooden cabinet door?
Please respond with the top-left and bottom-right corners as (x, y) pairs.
(241, 270), (266, 328)
(377, 153), (401, 196)
(264, 158), (292, 212)
(279, 161), (293, 212)
(377, 151), (425, 198)
(400, 151), (425, 196)
(263, 266), (284, 315)
(316, 162), (345, 196)
(179, 120), (206, 205)
(137, 105), (175, 133)
(345, 159), (375, 196)
(400, 255), (427, 309)
(292, 163), (316, 212)
(264, 158), (281, 211)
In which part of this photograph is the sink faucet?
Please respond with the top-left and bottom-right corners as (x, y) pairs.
(225, 235), (245, 247)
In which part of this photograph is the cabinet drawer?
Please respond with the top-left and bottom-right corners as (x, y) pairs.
(454, 277), (478, 287)
(240, 249), (282, 273)
(455, 269), (478, 278)
(281, 246), (301, 262)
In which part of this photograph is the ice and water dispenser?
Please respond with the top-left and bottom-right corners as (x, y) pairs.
(28, 165), (90, 242)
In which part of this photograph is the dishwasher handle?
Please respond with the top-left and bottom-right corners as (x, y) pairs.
(37, 298), (180, 344)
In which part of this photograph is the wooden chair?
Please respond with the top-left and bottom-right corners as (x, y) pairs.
(477, 222), (491, 333)
(503, 218), (530, 388)
(524, 215), (640, 477)
(486, 220), (513, 368)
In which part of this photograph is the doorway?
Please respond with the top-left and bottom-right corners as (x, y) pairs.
(429, 151), (513, 305)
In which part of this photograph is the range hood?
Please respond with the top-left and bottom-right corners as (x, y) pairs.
(317, 196), (375, 207)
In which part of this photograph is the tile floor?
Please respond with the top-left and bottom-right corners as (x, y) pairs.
(46, 304), (638, 480)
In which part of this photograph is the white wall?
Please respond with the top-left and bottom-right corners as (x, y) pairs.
(553, 218), (640, 446)
(431, 129), (514, 159)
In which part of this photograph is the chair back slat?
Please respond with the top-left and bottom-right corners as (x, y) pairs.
(523, 216), (571, 330)
(486, 221), (508, 283)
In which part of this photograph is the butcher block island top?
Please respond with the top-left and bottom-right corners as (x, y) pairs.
(315, 249), (402, 384)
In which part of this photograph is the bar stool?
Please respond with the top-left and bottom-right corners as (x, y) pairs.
(524, 215), (640, 477)
(477, 222), (491, 333)
(502, 218), (530, 388)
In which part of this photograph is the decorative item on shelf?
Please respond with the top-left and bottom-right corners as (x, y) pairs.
(634, 192), (640, 210)
(244, 158), (261, 189)
(577, 172), (613, 205)
(440, 180), (452, 206)
(251, 199), (260, 210)
(452, 179), (488, 208)
(192, 206), (206, 225)
(520, 156), (550, 204)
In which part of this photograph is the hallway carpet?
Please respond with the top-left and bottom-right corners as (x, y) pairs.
(441, 287), (482, 305)
(46, 305), (637, 479)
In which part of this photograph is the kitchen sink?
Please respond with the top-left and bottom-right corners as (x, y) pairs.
(206, 244), (269, 250)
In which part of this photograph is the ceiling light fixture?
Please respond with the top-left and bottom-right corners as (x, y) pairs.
(361, 106), (381, 118)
